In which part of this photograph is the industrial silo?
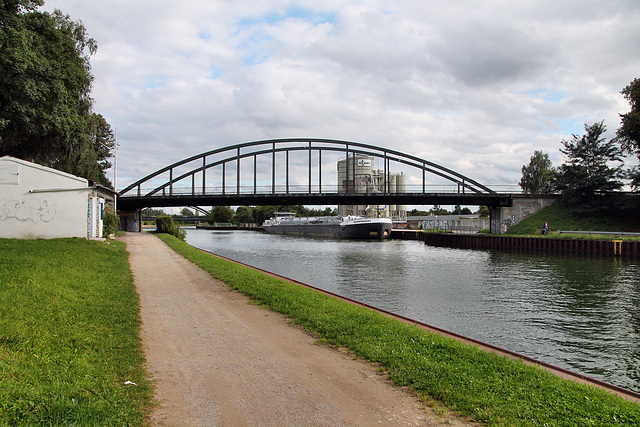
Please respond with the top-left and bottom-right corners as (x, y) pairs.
(337, 154), (374, 216)
(395, 172), (407, 221)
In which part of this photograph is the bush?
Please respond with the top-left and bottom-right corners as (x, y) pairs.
(155, 215), (186, 241)
(103, 212), (119, 236)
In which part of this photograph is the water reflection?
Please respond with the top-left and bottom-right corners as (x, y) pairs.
(334, 241), (411, 313)
(477, 251), (640, 391)
(185, 228), (640, 392)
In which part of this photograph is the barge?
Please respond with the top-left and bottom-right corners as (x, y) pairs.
(262, 212), (392, 240)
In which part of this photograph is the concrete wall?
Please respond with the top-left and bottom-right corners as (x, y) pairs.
(411, 215), (489, 232)
(0, 156), (90, 239)
(490, 195), (558, 234)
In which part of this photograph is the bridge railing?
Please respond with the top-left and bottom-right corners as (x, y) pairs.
(119, 184), (523, 198)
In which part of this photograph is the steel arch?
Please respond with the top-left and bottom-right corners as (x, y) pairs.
(119, 138), (496, 199)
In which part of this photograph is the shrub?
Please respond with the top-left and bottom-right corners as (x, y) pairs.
(155, 215), (186, 241)
(103, 212), (119, 236)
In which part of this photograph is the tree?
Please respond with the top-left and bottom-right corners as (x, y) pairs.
(89, 113), (116, 178)
(0, 2), (114, 185)
(142, 208), (166, 217)
(616, 76), (640, 189)
(234, 206), (254, 223)
(428, 205), (449, 215)
(519, 150), (555, 194)
(555, 121), (624, 204)
(477, 206), (490, 218)
(180, 208), (194, 217)
(253, 206), (275, 225)
(306, 206), (336, 216)
(206, 206), (234, 224)
(408, 208), (429, 216)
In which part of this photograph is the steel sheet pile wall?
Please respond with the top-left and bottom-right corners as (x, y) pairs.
(422, 234), (640, 257)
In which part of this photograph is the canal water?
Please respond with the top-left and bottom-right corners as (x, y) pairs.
(185, 228), (640, 393)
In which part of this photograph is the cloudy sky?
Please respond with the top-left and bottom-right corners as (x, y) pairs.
(43, 0), (640, 194)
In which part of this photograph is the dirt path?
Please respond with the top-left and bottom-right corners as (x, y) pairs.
(121, 233), (473, 426)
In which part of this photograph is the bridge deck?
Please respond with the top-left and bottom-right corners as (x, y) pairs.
(117, 192), (513, 210)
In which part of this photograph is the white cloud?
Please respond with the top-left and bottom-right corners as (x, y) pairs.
(42, 0), (640, 193)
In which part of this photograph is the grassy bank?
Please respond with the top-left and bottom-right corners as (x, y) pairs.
(506, 202), (640, 237)
(157, 233), (640, 426)
(0, 238), (153, 425)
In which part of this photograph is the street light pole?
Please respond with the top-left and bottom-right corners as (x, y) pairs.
(114, 128), (118, 212)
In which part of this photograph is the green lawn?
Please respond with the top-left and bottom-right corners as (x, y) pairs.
(0, 238), (153, 425)
(506, 201), (640, 237)
(157, 232), (640, 426)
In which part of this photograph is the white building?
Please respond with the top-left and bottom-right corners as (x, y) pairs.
(0, 156), (115, 239)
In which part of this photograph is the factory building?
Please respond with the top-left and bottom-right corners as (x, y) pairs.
(337, 154), (407, 221)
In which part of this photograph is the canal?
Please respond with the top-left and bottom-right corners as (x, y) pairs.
(185, 228), (640, 393)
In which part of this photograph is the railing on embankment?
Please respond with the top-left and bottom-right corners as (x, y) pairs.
(421, 233), (640, 258)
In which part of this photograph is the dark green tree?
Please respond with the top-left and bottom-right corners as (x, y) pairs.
(0, 1), (113, 185)
(615, 76), (640, 189)
(408, 208), (430, 216)
(253, 206), (275, 225)
(234, 206), (254, 223)
(89, 113), (116, 178)
(142, 208), (166, 217)
(306, 206), (336, 216)
(555, 121), (624, 204)
(429, 205), (449, 215)
(519, 150), (555, 194)
(477, 206), (490, 218)
(206, 206), (234, 224)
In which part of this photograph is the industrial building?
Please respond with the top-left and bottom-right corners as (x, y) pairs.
(337, 154), (407, 221)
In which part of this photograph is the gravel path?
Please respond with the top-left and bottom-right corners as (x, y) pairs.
(121, 232), (474, 426)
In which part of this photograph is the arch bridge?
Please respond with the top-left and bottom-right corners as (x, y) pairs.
(118, 138), (512, 212)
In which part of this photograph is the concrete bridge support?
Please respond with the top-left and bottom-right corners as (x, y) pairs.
(119, 210), (142, 232)
(490, 195), (558, 234)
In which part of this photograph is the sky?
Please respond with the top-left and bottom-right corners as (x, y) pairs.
(43, 0), (640, 195)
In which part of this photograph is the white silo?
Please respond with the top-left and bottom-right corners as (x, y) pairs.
(337, 154), (374, 216)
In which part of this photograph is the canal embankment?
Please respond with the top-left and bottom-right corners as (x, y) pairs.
(123, 232), (446, 426)
(187, 226), (640, 397)
(158, 232), (640, 425)
(420, 233), (640, 257)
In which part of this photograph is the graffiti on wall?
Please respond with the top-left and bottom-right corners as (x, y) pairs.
(0, 197), (57, 223)
(501, 203), (540, 229)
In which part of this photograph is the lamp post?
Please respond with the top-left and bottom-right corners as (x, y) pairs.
(113, 128), (118, 212)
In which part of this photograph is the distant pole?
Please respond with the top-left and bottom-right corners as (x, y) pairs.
(114, 128), (118, 212)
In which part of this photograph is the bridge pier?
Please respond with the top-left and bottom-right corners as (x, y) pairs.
(119, 209), (142, 232)
(490, 207), (504, 234)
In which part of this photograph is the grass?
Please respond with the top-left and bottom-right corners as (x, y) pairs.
(506, 202), (640, 238)
(0, 238), (153, 426)
(156, 232), (640, 426)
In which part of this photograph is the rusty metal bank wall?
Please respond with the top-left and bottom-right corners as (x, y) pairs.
(422, 233), (640, 257)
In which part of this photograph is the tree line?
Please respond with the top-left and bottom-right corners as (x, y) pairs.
(145, 204), (488, 225)
(0, 0), (115, 186)
(143, 205), (339, 225)
(519, 77), (640, 208)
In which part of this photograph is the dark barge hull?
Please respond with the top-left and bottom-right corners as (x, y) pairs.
(264, 222), (392, 239)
